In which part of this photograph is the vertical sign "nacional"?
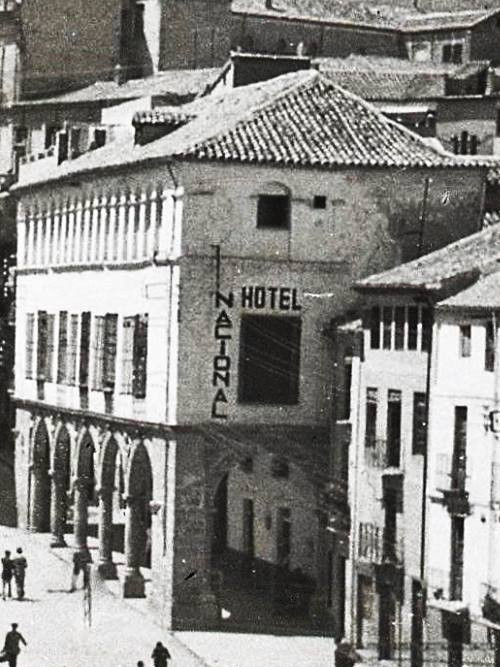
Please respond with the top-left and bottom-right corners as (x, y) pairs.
(212, 291), (234, 420)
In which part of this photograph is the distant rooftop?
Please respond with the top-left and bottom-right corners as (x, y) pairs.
(438, 270), (500, 310)
(314, 56), (493, 101)
(14, 69), (494, 192)
(232, 0), (499, 32)
(356, 224), (500, 292)
(11, 69), (222, 108)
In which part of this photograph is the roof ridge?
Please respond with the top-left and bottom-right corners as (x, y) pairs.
(358, 224), (500, 287)
(317, 71), (460, 162)
(181, 69), (319, 155)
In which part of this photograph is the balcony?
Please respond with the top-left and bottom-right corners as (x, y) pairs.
(441, 488), (471, 517)
(375, 559), (405, 601)
(365, 438), (388, 468)
(365, 438), (401, 470)
(482, 584), (500, 626)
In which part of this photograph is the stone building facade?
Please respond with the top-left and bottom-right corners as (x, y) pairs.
(343, 224), (500, 667)
(231, 1), (500, 67)
(11, 70), (491, 634)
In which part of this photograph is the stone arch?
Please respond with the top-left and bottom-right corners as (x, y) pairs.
(72, 428), (98, 551)
(49, 423), (72, 547)
(123, 441), (153, 597)
(212, 473), (228, 560)
(96, 433), (126, 578)
(30, 417), (51, 532)
(75, 428), (98, 497)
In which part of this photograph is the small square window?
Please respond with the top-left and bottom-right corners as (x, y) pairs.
(313, 195), (327, 209)
(241, 457), (253, 473)
(452, 44), (463, 65)
(442, 44), (452, 63)
(271, 457), (289, 479)
(257, 194), (290, 229)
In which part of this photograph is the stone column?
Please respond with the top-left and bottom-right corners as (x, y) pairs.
(49, 470), (67, 548)
(73, 479), (89, 551)
(123, 496), (146, 598)
(97, 486), (117, 579)
(29, 463), (51, 533)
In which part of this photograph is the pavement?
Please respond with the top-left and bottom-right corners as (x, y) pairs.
(0, 525), (336, 667)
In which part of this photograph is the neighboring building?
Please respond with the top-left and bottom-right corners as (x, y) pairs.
(345, 224), (500, 667)
(231, 0), (500, 66)
(18, 0), (231, 99)
(10, 70), (490, 634)
(0, 67), (222, 178)
(315, 57), (500, 156)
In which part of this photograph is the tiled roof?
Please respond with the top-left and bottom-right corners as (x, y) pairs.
(315, 66), (446, 100)
(14, 70), (495, 191)
(488, 165), (500, 184)
(314, 55), (454, 74)
(232, 0), (409, 28)
(483, 210), (500, 227)
(132, 107), (196, 126)
(438, 270), (500, 309)
(12, 69), (221, 107)
(232, 0), (498, 32)
(402, 9), (498, 32)
(356, 224), (500, 292)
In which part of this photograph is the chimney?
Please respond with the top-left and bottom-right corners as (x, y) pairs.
(113, 64), (126, 86)
(265, 0), (273, 8)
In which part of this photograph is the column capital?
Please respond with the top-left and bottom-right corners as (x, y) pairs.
(123, 495), (145, 508)
(95, 485), (115, 499)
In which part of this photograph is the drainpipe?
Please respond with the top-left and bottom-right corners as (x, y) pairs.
(349, 326), (364, 645)
(487, 310), (500, 665)
(417, 177), (431, 258)
(420, 300), (434, 582)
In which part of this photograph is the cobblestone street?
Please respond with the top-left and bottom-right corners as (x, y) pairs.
(0, 526), (335, 667)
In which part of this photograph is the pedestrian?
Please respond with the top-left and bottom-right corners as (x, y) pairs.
(0, 623), (27, 667)
(1, 552), (12, 600)
(335, 638), (361, 667)
(70, 549), (92, 592)
(11, 550), (27, 601)
(151, 641), (171, 667)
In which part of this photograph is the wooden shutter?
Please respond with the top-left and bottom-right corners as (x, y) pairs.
(121, 317), (135, 394)
(92, 316), (105, 391)
(57, 311), (68, 384)
(25, 313), (35, 379)
(36, 310), (48, 380)
(79, 311), (91, 387)
(67, 314), (79, 385)
(103, 313), (118, 388)
(45, 314), (55, 382)
(132, 313), (148, 399)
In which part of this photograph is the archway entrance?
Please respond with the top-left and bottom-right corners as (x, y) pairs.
(30, 419), (51, 532)
(212, 473), (228, 560)
(50, 426), (71, 547)
(123, 442), (152, 598)
(97, 436), (125, 579)
(73, 431), (96, 551)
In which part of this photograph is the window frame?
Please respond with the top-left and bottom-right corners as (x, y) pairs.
(459, 324), (472, 358)
(238, 314), (301, 405)
(412, 391), (427, 455)
(256, 193), (291, 230)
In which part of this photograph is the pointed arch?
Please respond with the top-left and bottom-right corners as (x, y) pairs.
(30, 417), (51, 532)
